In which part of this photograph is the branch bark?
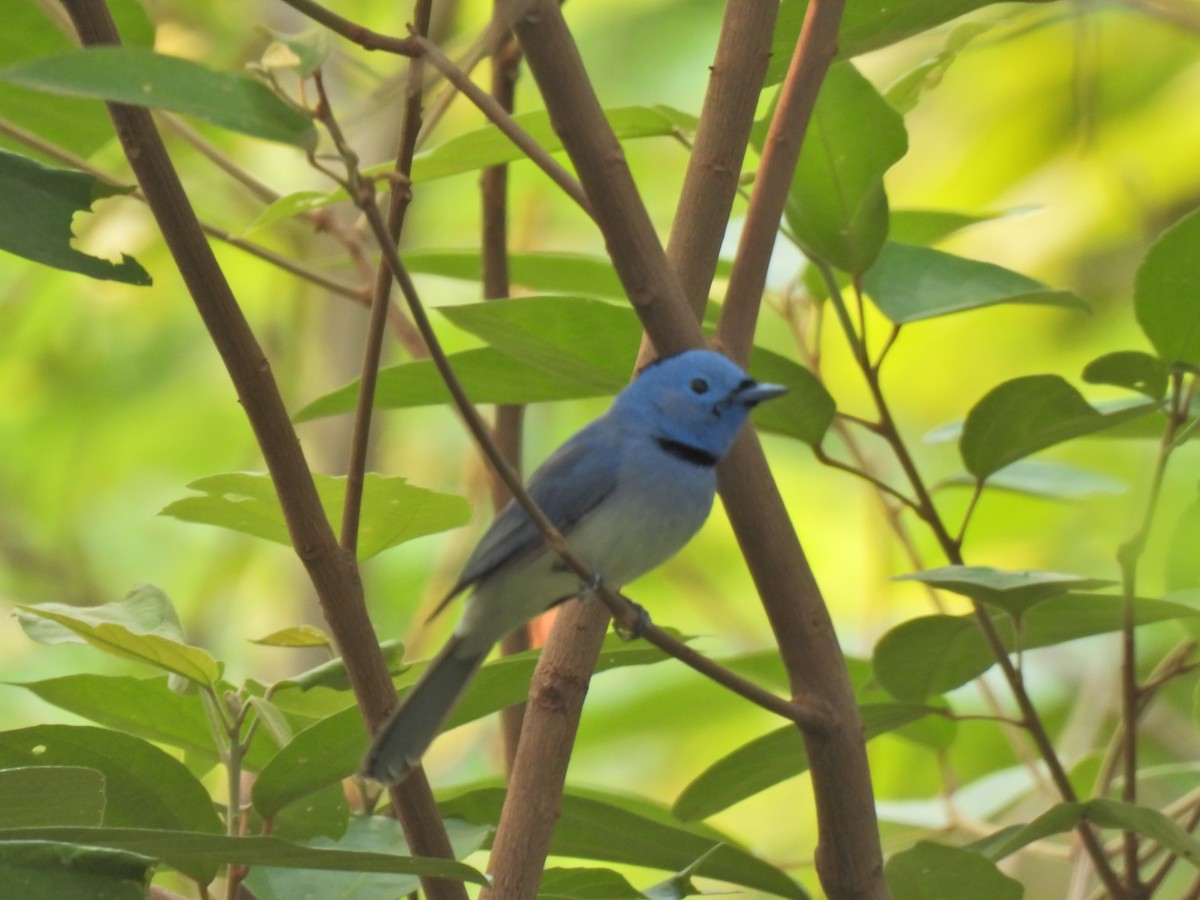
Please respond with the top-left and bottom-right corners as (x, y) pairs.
(58, 5), (463, 898)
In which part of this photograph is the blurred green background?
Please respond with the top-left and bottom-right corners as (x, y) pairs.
(2, 0), (1199, 895)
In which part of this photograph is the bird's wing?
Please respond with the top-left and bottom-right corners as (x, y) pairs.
(429, 419), (623, 619)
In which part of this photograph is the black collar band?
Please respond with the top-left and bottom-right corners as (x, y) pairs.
(656, 437), (719, 468)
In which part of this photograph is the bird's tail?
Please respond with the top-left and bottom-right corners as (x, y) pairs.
(361, 635), (488, 785)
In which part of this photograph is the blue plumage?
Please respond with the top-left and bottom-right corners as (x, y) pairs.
(362, 349), (786, 784)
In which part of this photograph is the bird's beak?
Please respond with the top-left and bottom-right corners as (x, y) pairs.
(731, 380), (788, 408)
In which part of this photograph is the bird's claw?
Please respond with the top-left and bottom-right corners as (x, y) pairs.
(614, 600), (651, 641)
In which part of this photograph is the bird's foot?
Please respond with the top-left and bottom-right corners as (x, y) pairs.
(613, 598), (651, 641)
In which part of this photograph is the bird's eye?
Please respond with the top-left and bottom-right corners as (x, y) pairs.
(690, 378), (709, 395)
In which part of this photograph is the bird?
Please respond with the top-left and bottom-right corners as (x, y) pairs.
(362, 348), (787, 784)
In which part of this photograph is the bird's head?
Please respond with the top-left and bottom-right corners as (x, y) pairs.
(613, 349), (787, 461)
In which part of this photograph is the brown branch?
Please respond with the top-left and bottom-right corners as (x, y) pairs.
(276, 0), (419, 55)
(480, 26), (532, 777)
(57, 5), (463, 899)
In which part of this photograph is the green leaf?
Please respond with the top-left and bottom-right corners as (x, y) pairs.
(247, 696), (294, 749)
(8, 674), (279, 770)
(873, 594), (1200, 701)
(672, 703), (941, 821)
(252, 636), (671, 817)
(14, 585), (219, 686)
(1083, 350), (1170, 400)
(442, 786), (807, 899)
(0, 149), (150, 284)
(768, 0), (1003, 82)
(404, 250), (626, 299)
(1135, 207), (1200, 366)
(0, 0), (155, 158)
(757, 61), (906, 273)
(243, 815), (491, 900)
(887, 208), (1002, 246)
(412, 105), (681, 183)
(294, 347), (611, 422)
(938, 459), (1127, 500)
(885, 841), (1021, 900)
(160, 472), (469, 562)
(0, 827), (488, 886)
(272, 640), (406, 693)
(960, 375), (1158, 479)
(0, 47), (316, 148)
(748, 346), (836, 446)
(0, 841), (153, 900)
(250, 625), (332, 649)
(0, 726), (223, 865)
(863, 242), (1089, 324)
(978, 799), (1200, 869)
(0, 767), (105, 827)
(894, 565), (1115, 618)
(438, 296), (640, 393)
(539, 867), (646, 899)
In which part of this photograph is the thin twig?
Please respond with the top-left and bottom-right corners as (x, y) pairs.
(277, 0), (419, 55)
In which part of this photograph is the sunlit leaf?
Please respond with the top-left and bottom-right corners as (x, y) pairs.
(893, 565), (1115, 618)
(1134, 207), (1200, 366)
(887, 208), (1000, 246)
(160, 472), (469, 561)
(0, 767), (105, 827)
(404, 250), (626, 298)
(960, 375), (1158, 478)
(863, 243), (1089, 324)
(250, 625), (331, 649)
(0, 150), (150, 284)
(885, 21), (992, 114)
(442, 786), (807, 899)
(14, 585), (218, 686)
(0, 47), (316, 148)
(885, 841), (1021, 900)
(873, 594), (1200, 701)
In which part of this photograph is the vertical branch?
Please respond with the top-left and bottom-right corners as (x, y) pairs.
(58, 5), (464, 898)
(716, 0), (842, 359)
(481, 29), (532, 775)
(339, 0), (434, 553)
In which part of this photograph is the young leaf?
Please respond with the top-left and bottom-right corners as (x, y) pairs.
(0, 826), (487, 886)
(250, 625), (332, 649)
(0, 841), (153, 900)
(0, 766), (105, 827)
(242, 814), (491, 900)
(959, 375), (1158, 479)
(0, 149), (150, 284)
(0, 47), (317, 148)
(873, 594), (1200, 701)
(247, 696), (294, 749)
(160, 472), (469, 561)
(1082, 350), (1169, 400)
(672, 703), (940, 821)
(937, 459), (1126, 500)
(0, 726), (223, 838)
(885, 842), (1021, 900)
(756, 61), (907, 273)
(893, 565), (1115, 618)
(863, 242), (1089, 324)
(14, 585), (219, 686)
(1134, 207), (1200, 366)
(441, 786), (807, 899)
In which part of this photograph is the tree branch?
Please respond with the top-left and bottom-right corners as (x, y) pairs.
(57, 5), (463, 898)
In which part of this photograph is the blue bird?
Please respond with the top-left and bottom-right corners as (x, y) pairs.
(362, 349), (786, 784)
